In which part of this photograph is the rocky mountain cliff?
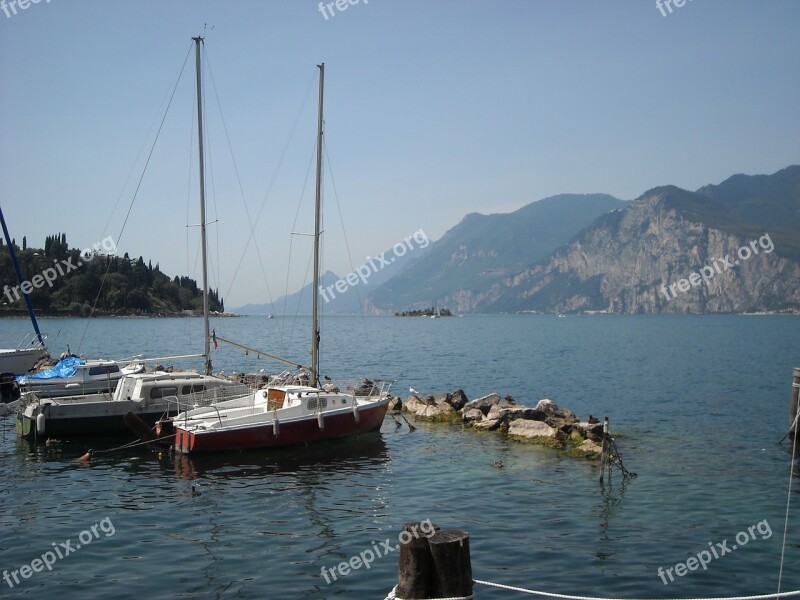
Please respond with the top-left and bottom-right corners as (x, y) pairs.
(365, 193), (628, 313)
(485, 167), (800, 314)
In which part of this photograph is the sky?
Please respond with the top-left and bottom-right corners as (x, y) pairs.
(1, 0), (798, 308)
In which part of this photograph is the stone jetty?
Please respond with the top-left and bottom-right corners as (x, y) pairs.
(394, 390), (604, 458)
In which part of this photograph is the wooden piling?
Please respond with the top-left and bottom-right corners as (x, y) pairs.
(791, 367), (800, 441)
(397, 522), (438, 599)
(429, 529), (472, 598)
(396, 523), (472, 599)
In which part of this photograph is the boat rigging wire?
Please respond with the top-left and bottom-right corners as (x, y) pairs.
(203, 48), (275, 314)
(223, 70), (318, 311)
(77, 41), (195, 353)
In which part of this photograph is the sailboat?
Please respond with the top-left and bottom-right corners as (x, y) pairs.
(14, 37), (255, 439)
(161, 59), (393, 454)
(0, 205), (48, 375)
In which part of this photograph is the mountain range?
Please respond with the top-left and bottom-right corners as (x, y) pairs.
(233, 165), (800, 315)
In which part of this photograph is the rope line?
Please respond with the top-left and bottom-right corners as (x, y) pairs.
(90, 434), (176, 455)
(777, 398), (799, 593)
(384, 581), (800, 600)
(472, 579), (800, 600)
(384, 584), (473, 600)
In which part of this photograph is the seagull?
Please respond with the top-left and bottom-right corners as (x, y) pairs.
(409, 387), (419, 395)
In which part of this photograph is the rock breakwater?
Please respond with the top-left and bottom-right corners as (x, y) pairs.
(396, 390), (604, 458)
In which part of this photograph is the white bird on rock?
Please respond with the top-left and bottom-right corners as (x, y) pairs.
(409, 387), (419, 395)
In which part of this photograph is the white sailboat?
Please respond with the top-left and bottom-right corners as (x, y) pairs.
(160, 56), (392, 454)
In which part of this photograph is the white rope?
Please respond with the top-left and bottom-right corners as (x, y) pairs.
(473, 579), (800, 600)
(777, 396), (800, 594)
(384, 584), (474, 600)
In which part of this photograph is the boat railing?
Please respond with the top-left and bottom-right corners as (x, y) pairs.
(162, 382), (255, 412)
(16, 332), (47, 351)
(321, 378), (395, 397)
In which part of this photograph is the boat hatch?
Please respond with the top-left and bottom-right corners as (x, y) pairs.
(268, 388), (285, 411)
(88, 364), (120, 376)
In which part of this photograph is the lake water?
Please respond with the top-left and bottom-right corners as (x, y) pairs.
(1, 314), (798, 599)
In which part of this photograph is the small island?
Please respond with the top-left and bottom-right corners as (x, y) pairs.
(394, 307), (453, 317)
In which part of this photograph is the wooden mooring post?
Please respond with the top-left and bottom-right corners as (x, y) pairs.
(790, 367), (800, 443)
(396, 522), (472, 599)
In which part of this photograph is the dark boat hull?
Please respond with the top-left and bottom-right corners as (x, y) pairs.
(16, 406), (179, 439)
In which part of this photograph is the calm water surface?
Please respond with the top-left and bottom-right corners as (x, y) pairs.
(1, 315), (799, 599)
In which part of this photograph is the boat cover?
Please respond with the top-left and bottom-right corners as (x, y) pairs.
(16, 356), (85, 383)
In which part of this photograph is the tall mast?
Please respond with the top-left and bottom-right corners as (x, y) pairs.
(193, 36), (212, 375)
(0, 205), (45, 348)
(310, 63), (324, 387)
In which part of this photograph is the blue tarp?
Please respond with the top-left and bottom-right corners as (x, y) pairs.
(16, 356), (85, 383)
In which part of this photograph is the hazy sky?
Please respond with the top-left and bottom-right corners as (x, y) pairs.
(1, 0), (798, 307)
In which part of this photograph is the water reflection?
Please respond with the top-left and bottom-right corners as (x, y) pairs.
(169, 433), (390, 481)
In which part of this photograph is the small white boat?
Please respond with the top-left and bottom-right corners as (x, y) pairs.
(16, 370), (252, 439)
(16, 356), (144, 398)
(0, 342), (46, 375)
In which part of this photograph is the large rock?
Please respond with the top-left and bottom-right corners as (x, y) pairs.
(472, 418), (505, 431)
(432, 389), (469, 411)
(402, 395), (430, 415)
(486, 405), (537, 422)
(460, 393), (514, 416)
(387, 395), (402, 411)
(417, 401), (457, 421)
(402, 394), (459, 421)
(573, 421), (603, 437)
(533, 399), (578, 428)
(463, 408), (484, 423)
(508, 420), (558, 440)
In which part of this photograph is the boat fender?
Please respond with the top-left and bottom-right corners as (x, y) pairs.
(273, 412), (280, 437)
(78, 449), (93, 462)
(36, 413), (45, 435)
(352, 402), (360, 423)
(317, 411), (325, 430)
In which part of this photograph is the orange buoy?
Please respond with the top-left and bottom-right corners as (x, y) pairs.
(78, 449), (93, 462)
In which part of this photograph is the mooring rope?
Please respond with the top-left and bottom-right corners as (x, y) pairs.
(776, 398), (800, 594)
(88, 434), (175, 456)
(384, 581), (800, 600)
(384, 584), (473, 600)
(472, 580), (800, 600)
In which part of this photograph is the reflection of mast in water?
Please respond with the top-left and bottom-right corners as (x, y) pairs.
(595, 472), (633, 560)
